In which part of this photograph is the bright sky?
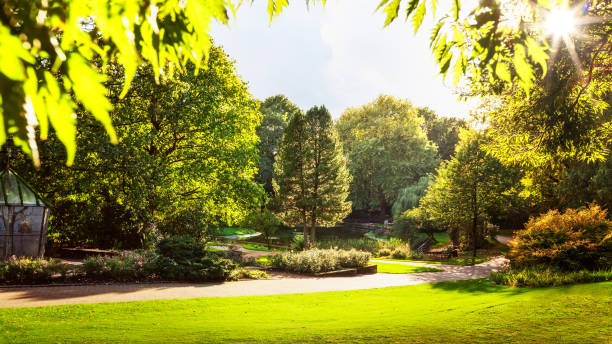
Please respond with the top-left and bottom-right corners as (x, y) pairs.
(211, 0), (475, 119)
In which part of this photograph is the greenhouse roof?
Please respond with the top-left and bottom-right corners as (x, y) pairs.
(0, 169), (45, 206)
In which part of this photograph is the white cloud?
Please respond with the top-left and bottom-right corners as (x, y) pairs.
(212, 1), (476, 119)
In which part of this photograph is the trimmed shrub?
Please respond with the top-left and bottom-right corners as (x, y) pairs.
(0, 256), (70, 284)
(271, 249), (370, 273)
(508, 205), (612, 271)
(491, 266), (612, 288)
(155, 236), (237, 281)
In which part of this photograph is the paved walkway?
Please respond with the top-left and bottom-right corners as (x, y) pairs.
(0, 257), (507, 308)
(495, 235), (513, 246)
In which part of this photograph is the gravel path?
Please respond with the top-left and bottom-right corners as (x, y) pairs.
(0, 256), (507, 308)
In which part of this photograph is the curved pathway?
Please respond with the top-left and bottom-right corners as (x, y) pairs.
(0, 256), (507, 308)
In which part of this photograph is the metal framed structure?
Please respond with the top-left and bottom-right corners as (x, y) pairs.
(0, 169), (49, 258)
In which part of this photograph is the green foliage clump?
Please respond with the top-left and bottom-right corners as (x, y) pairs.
(256, 95), (303, 194)
(11, 45), (262, 248)
(0, 257), (69, 284)
(392, 207), (440, 242)
(271, 249), (370, 273)
(491, 267), (612, 288)
(228, 268), (270, 280)
(336, 95), (438, 215)
(420, 130), (524, 254)
(154, 236), (237, 282)
(391, 176), (431, 218)
(241, 209), (282, 247)
(508, 205), (612, 271)
(79, 251), (157, 281)
(315, 238), (380, 254)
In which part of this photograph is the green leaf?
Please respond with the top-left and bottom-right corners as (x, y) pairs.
(67, 55), (118, 145)
(0, 25), (33, 81)
(440, 52), (453, 75)
(495, 61), (511, 82)
(381, 0), (402, 27)
(405, 0), (421, 18)
(526, 37), (548, 75)
(430, 0), (438, 19)
(412, 2), (427, 33)
(452, 53), (466, 86)
(512, 44), (535, 92)
(452, 0), (460, 20)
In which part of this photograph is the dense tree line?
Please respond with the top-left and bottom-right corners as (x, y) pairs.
(7, 45), (262, 248)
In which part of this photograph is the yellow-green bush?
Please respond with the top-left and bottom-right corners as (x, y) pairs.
(508, 205), (612, 271)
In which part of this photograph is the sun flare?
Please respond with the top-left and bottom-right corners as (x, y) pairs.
(543, 8), (578, 38)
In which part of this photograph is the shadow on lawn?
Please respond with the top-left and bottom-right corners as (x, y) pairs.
(429, 278), (526, 296)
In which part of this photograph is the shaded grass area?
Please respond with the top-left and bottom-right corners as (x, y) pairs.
(374, 262), (443, 274)
(207, 241), (283, 253)
(364, 231), (389, 241)
(215, 227), (257, 236)
(414, 232), (451, 249)
(239, 243), (278, 252)
(375, 256), (491, 266)
(0, 280), (610, 343)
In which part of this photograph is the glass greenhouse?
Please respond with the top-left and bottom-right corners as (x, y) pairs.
(0, 169), (49, 258)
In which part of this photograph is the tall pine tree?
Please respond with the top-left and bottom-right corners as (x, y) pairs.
(273, 106), (351, 248)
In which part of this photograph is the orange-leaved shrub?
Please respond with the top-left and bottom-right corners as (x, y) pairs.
(508, 204), (612, 271)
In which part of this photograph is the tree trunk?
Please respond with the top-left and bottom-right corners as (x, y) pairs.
(302, 223), (309, 250)
(310, 219), (316, 248)
(472, 211), (478, 265)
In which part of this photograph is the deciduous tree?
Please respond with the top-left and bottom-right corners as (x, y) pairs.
(337, 95), (438, 216)
(256, 95), (302, 194)
(420, 130), (523, 259)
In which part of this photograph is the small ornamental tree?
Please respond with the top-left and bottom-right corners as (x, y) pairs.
(273, 106), (351, 248)
(420, 130), (522, 260)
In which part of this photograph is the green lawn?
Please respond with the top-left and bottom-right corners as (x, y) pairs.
(375, 256), (491, 266)
(1, 280), (610, 343)
(216, 227), (257, 236)
(414, 232), (451, 248)
(374, 262), (443, 273)
(240, 243), (278, 252)
(364, 231), (389, 241)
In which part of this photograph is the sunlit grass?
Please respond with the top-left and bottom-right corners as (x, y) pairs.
(0, 280), (610, 343)
(374, 262), (443, 273)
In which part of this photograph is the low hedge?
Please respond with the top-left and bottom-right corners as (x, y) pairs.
(271, 248), (370, 273)
(491, 266), (612, 288)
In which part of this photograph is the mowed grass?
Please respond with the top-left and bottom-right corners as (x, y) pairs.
(216, 227), (257, 236)
(415, 232), (451, 248)
(375, 262), (443, 273)
(1, 280), (611, 343)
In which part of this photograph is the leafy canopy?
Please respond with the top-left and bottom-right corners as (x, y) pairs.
(256, 95), (302, 194)
(3, 0), (597, 166)
(9, 45), (262, 248)
(336, 95), (438, 215)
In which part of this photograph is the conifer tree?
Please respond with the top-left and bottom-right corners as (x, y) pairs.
(273, 106), (352, 248)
